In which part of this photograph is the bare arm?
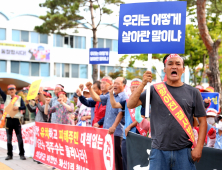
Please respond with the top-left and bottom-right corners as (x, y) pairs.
(62, 102), (72, 112)
(109, 86), (122, 109)
(125, 121), (138, 137)
(86, 82), (101, 102)
(108, 112), (124, 134)
(127, 71), (152, 109)
(192, 116), (207, 162)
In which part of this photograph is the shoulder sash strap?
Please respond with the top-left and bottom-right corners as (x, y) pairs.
(126, 99), (148, 137)
(153, 82), (196, 145)
(0, 95), (19, 128)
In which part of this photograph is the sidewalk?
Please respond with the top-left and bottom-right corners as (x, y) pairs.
(0, 147), (52, 170)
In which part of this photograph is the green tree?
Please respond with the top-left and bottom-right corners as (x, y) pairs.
(35, 0), (124, 82)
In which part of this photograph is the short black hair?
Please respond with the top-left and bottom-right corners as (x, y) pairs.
(122, 77), (127, 85)
(163, 54), (185, 67)
(93, 81), (101, 90)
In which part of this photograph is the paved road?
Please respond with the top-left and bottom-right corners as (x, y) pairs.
(0, 147), (53, 170)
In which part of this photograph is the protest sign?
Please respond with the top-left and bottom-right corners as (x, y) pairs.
(26, 79), (42, 100)
(0, 122), (35, 157)
(34, 122), (115, 170)
(118, 1), (187, 54)
(201, 92), (219, 112)
(127, 132), (222, 170)
(89, 48), (109, 64)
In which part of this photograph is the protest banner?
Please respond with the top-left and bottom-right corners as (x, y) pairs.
(201, 92), (219, 112)
(118, 1), (187, 54)
(127, 132), (222, 170)
(89, 48), (110, 80)
(34, 122), (115, 170)
(26, 79), (42, 100)
(118, 1), (187, 117)
(0, 122), (35, 157)
(0, 42), (50, 62)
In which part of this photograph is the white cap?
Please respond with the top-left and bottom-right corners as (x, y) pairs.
(83, 88), (89, 93)
(206, 108), (217, 117)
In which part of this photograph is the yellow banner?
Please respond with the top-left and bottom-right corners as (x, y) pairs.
(26, 79), (42, 100)
(0, 43), (26, 47)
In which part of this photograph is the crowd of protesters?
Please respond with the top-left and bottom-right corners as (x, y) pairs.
(1, 53), (222, 170)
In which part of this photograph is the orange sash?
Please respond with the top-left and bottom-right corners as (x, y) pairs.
(0, 95), (19, 128)
(153, 82), (196, 145)
(126, 99), (148, 137)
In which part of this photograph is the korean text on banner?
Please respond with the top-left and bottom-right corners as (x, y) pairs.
(89, 48), (109, 64)
(118, 1), (187, 54)
(26, 79), (42, 100)
(201, 92), (219, 112)
(34, 122), (115, 170)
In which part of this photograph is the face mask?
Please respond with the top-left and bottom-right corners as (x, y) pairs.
(207, 117), (215, 125)
(218, 121), (222, 130)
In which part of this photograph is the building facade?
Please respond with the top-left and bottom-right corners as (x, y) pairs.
(0, 11), (206, 97)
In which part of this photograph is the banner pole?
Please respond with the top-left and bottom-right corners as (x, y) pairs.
(145, 54), (152, 118)
(97, 64), (100, 80)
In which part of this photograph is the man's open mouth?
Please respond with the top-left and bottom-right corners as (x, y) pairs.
(171, 71), (177, 76)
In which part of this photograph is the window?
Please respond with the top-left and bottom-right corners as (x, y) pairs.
(12, 30), (20, 42)
(31, 32), (48, 44)
(40, 63), (50, 77)
(100, 66), (105, 72)
(21, 31), (29, 42)
(31, 32), (39, 43)
(112, 40), (118, 52)
(79, 65), (88, 78)
(53, 34), (63, 47)
(106, 39), (112, 50)
(54, 63), (61, 77)
(62, 64), (70, 78)
(107, 66), (114, 75)
(71, 64), (79, 78)
(20, 62), (29, 76)
(12, 30), (29, 42)
(0, 60), (6, 72)
(74, 36), (86, 49)
(98, 38), (104, 48)
(0, 28), (6, 40)
(31, 63), (39, 76)
(161, 70), (165, 81)
(11, 61), (19, 74)
(40, 34), (48, 44)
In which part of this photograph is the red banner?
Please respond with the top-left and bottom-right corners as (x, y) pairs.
(34, 122), (115, 170)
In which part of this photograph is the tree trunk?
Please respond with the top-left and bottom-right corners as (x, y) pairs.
(197, 0), (222, 112)
(90, 0), (98, 82)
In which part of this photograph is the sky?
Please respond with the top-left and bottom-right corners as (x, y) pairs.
(0, 0), (159, 25)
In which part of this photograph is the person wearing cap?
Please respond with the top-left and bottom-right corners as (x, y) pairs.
(108, 78), (146, 170)
(206, 115), (222, 149)
(39, 84), (66, 123)
(0, 84), (26, 160)
(44, 91), (74, 125)
(25, 90), (52, 123)
(75, 88), (92, 127)
(86, 77), (128, 170)
(76, 80), (108, 128)
(127, 54), (207, 169)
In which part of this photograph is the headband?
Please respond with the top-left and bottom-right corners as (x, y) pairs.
(56, 85), (64, 90)
(43, 91), (52, 98)
(164, 54), (183, 64)
(131, 81), (141, 86)
(101, 78), (112, 85)
(57, 91), (66, 97)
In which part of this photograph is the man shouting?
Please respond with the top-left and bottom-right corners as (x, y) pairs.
(127, 54), (207, 170)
